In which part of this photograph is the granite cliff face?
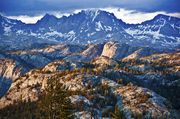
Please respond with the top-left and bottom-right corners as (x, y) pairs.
(0, 59), (22, 80)
(101, 41), (120, 59)
(101, 41), (162, 60)
(0, 59), (27, 97)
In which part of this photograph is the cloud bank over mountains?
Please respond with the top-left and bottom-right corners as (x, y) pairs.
(6, 8), (180, 24)
(1, 0), (179, 24)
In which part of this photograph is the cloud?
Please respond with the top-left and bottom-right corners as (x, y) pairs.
(101, 8), (180, 24)
(6, 10), (82, 24)
(7, 15), (43, 24)
(6, 8), (180, 24)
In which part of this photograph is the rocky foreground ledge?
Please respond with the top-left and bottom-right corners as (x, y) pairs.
(0, 59), (179, 118)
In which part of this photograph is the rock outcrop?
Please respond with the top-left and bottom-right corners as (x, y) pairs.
(0, 59), (28, 97)
(101, 41), (120, 59)
(93, 56), (118, 66)
(0, 59), (23, 80)
(116, 84), (177, 119)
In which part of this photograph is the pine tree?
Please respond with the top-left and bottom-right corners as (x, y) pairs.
(37, 78), (74, 119)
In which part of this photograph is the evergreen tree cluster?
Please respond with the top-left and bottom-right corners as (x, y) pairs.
(0, 78), (74, 119)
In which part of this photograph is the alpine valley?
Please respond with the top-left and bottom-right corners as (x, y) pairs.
(0, 10), (180, 119)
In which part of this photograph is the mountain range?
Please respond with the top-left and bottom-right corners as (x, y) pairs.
(0, 10), (180, 51)
(0, 10), (180, 118)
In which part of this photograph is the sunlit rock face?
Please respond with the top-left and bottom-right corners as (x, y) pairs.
(100, 41), (132, 59)
(0, 59), (27, 97)
(101, 41), (119, 59)
(116, 84), (176, 119)
(0, 59), (22, 80)
(93, 56), (118, 66)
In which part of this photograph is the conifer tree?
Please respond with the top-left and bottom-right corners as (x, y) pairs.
(37, 78), (74, 119)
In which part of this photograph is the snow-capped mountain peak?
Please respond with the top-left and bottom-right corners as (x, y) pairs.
(125, 14), (180, 48)
(42, 13), (58, 20)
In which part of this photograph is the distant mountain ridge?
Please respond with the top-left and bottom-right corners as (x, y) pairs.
(0, 10), (180, 51)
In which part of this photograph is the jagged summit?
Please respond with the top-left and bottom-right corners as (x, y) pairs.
(36, 13), (58, 24)
(153, 14), (179, 20)
(82, 9), (100, 14)
(142, 13), (180, 24)
(82, 9), (113, 16)
(43, 13), (58, 19)
(125, 13), (180, 45)
(83, 10), (122, 22)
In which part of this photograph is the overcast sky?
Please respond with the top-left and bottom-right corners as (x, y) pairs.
(1, 0), (180, 24)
